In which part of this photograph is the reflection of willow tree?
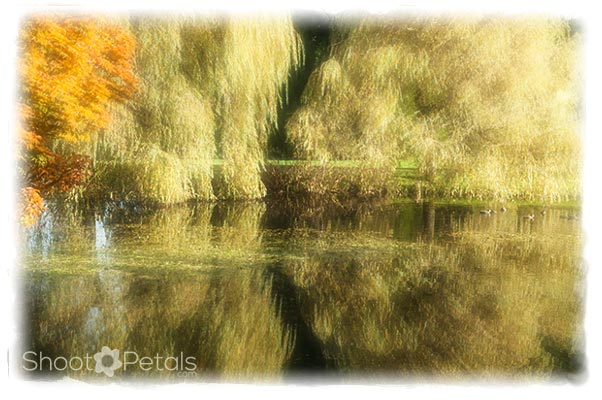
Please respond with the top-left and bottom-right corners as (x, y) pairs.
(23, 202), (96, 259)
(119, 202), (266, 265)
(22, 271), (130, 379)
(213, 202), (266, 252)
(283, 232), (582, 376)
(23, 202), (284, 379)
(90, 16), (301, 202)
(23, 201), (583, 379)
(24, 201), (267, 271)
(122, 268), (293, 379)
(287, 17), (580, 201)
(24, 268), (293, 380)
(107, 204), (216, 263)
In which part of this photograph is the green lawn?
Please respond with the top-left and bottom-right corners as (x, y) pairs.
(211, 159), (418, 169)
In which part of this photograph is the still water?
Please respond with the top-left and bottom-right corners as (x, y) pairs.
(19, 200), (584, 381)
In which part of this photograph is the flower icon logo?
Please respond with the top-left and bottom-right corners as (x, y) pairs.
(93, 346), (122, 377)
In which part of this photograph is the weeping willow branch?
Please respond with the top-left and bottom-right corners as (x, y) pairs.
(88, 14), (301, 202)
(215, 17), (302, 199)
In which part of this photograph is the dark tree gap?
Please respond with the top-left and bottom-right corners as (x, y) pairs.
(269, 13), (334, 159)
(263, 263), (335, 375)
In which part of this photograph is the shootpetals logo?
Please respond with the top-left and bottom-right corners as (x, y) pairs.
(22, 346), (197, 378)
(93, 346), (122, 377)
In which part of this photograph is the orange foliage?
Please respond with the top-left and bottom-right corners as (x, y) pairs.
(18, 15), (137, 226)
(20, 187), (46, 228)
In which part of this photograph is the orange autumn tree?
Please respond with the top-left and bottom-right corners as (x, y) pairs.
(18, 15), (137, 226)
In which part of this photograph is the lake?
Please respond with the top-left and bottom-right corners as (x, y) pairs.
(18, 199), (584, 382)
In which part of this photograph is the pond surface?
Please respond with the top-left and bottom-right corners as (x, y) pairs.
(19, 200), (584, 382)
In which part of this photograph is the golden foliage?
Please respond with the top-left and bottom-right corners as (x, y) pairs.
(288, 16), (581, 201)
(19, 187), (46, 228)
(19, 15), (136, 144)
(18, 15), (137, 224)
(216, 17), (302, 198)
(93, 15), (301, 202)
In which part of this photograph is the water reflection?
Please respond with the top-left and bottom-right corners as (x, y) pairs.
(23, 268), (292, 380)
(281, 233), (581, 377)
(20, 200), (583, 381)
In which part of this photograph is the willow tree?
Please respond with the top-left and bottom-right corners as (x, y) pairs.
(91, 16), (217, 203)
(215, 18), (302, 198)
(288, 17), (581, 201)
(90, 15), (300, 202)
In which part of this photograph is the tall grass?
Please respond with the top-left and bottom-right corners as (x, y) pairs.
(287, 16), (581, 201)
